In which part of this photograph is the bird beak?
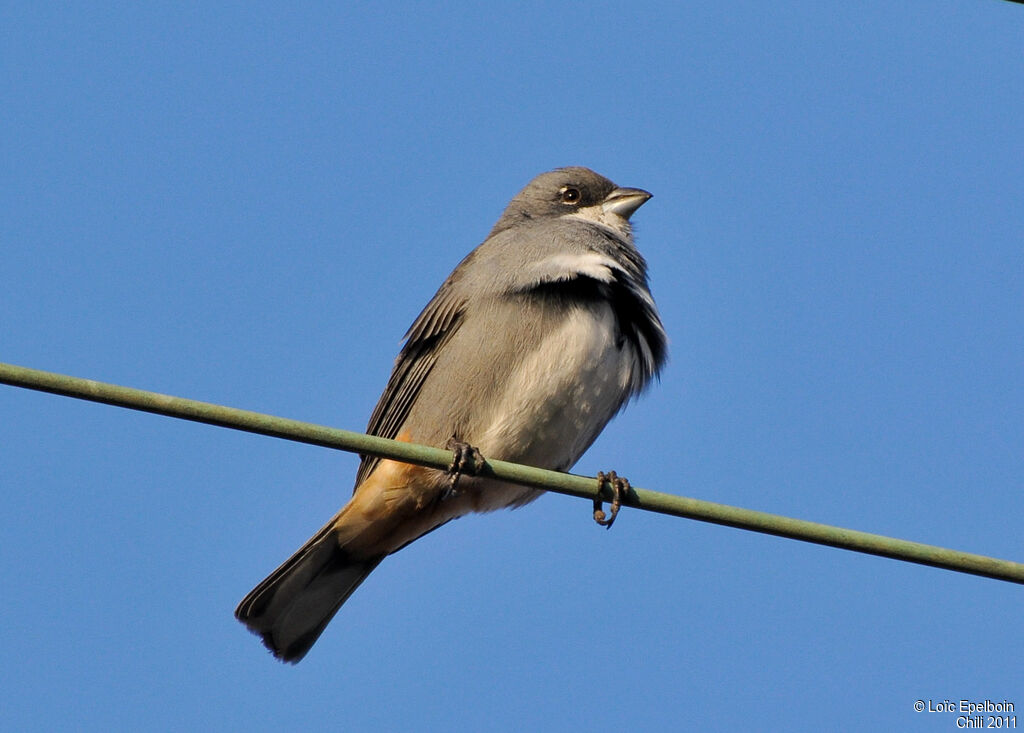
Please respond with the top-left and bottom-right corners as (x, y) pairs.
(602, 187), (652, 219)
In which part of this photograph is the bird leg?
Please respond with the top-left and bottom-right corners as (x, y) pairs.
(593, 470), (629, 529)
(444, 435), (484, 496)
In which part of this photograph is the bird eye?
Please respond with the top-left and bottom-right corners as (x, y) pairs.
(559, 186), (582, 204)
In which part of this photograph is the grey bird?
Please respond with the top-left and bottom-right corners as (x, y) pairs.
(235, 166), (667, 662)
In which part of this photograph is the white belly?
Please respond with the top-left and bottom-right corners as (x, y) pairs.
(473, 304), (637, 506)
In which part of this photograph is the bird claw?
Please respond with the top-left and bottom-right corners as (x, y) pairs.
(594, 470), (628, 529)
(444, 436), (484, 496)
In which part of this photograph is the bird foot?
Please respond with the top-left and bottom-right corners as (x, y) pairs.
(594, 470), (629, 529)
(444, 436), (484, 496)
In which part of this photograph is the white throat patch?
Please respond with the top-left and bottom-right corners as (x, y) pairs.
(563, 204), (634, 239)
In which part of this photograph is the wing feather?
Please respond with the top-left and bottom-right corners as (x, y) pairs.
(353, 283), (466, 488)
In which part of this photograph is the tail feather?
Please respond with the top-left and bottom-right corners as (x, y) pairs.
(235, 520), (384, 663)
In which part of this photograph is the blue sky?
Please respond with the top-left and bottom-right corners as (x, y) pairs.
(2, 2), (1022, 730)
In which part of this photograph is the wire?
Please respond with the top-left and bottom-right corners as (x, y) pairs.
(2, 360), (1022, 585)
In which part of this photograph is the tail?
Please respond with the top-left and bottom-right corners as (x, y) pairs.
(234, 519), (384, 663)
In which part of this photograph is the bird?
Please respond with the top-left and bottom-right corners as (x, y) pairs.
(235, 166), (667, 662)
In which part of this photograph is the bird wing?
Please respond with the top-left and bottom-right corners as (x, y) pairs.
(353, 279), (467, 489)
